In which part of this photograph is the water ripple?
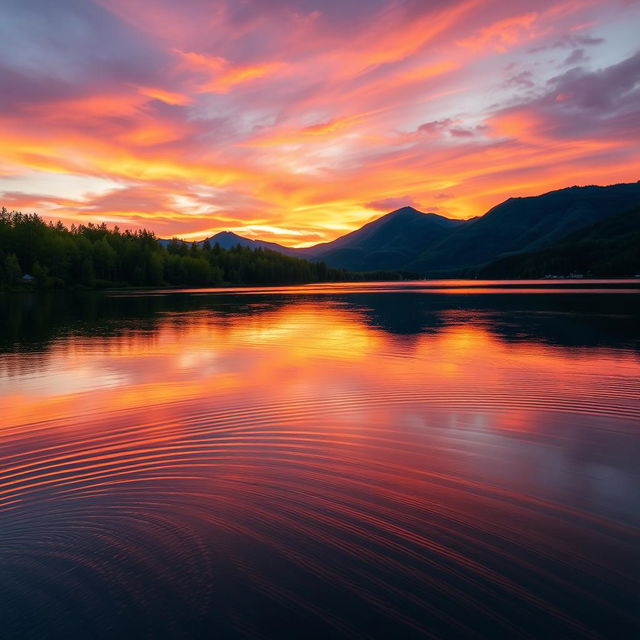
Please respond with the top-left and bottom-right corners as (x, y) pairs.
(1, 290), (639, 638)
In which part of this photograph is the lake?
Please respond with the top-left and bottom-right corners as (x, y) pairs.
(1, 282), (639, 639)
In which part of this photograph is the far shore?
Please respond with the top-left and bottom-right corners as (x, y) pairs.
(3, 277), (640, 296)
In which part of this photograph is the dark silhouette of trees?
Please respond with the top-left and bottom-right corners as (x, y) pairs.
(0, 208), (401, 289)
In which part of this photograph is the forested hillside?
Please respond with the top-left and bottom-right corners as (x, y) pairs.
(409, 182), (640, 273)
(480, 206), (640, 278)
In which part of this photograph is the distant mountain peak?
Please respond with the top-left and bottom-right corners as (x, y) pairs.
(211, 230), (242, 238)
(388, 206), (424, 215)
(300, 204), (465, 270)
(196, 230), (300, 257)
(382, 207), (457, 224)
(206, 231), (247, 242)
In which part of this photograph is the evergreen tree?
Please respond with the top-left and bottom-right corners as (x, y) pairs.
(32, 260), (48, 288)
(4, 253), (22, 284)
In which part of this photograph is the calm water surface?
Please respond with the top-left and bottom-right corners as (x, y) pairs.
(1, 282), (639, 639)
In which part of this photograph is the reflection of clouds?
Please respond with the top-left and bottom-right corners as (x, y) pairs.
(3, 298), (639, 437)
(0, 361), (128, 397)
(176, 350), (220, 373)
(1, 291), (639, 637)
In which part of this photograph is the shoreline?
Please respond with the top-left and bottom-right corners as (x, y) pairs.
(3, 277), (640, 296)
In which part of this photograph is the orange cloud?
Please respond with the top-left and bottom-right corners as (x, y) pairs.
(176, 50), (286, 93)
(457, 12), (541, 52)
(137, 86), (192, 106)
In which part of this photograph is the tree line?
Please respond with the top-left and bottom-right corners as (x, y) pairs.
(0, 208), (402, 289)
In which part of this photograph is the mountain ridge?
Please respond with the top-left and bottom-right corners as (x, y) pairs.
(409, 181), (640, 273)
(198, 231), (300, 257)
(479, 205), (640, 278)
(160, 180), (640, 275)
(160, 231), (300, 257)
(299, 207), (467, 271)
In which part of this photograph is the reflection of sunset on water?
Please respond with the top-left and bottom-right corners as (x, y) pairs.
(2, 299), (638, 430)
(1, 286), (639, 638)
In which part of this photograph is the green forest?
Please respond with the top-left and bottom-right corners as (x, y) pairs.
(0, 208), (399, 289)
(479, 206), (640, 278)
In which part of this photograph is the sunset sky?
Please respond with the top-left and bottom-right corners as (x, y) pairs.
(1, 0), (639, 246)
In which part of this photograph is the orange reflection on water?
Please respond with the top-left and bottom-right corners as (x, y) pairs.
(1, 290), (639, 637)
(2, 299), (638, 434)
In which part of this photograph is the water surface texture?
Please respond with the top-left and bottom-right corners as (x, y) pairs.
(1, 282), (639, 639)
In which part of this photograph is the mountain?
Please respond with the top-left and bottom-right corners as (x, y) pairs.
(302, 182), (640, 273)
(159, 181), (640, 276)
(160, 231), (299, 257)
(479, 206), (640, 278)
(197, 231), (300, 256)
(301, 206), (466, 271)
(409, 182), (640, 273)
